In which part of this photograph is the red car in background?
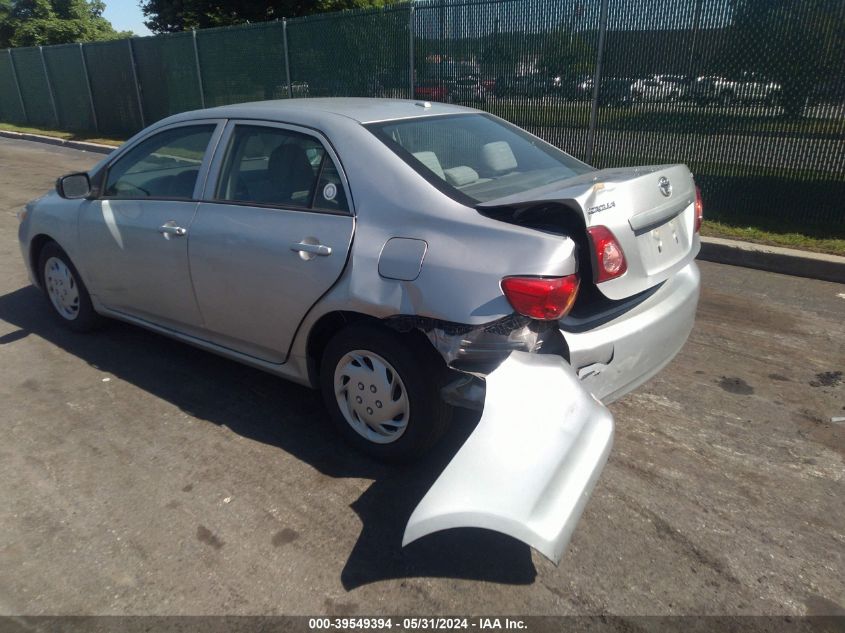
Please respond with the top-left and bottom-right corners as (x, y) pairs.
(414, 79), (451, 102)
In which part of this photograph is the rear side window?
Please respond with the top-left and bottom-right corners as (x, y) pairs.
(216, 125), (349, 213)
(104, 125), (215, 199)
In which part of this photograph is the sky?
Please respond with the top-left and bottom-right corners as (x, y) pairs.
(102, 0), (153, 37)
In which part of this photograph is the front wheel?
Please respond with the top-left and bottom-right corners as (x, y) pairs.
(38, 242), (103, 332)
(320, 324), (452, 461)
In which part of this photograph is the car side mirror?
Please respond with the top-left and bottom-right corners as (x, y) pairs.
(56, 172), (92, 199)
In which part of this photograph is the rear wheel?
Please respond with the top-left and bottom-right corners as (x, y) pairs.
(320, 323), (452, 461)
(38, 242), (103, 332)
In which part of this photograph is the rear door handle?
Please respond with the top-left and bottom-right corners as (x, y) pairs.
(291, 242), (331, 257)
(159, 223), (187, 237)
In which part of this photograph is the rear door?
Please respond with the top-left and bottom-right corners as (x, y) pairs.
(189, 120), (354, 363)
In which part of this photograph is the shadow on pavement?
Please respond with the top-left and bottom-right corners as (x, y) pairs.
(0, 285), (536, 590)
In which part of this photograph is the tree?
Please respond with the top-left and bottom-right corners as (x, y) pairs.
(722, 0), (844, 117)
(141, 0), (399, 33)
(0, 0), (131, 47)
(537, 27), (592, 78)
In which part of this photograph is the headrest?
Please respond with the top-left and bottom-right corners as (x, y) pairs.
(444, 166), (479, 186)
(481, 141), (517, 173)
(269, 143), (312, 181)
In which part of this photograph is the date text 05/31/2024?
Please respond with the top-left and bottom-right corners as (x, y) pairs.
(308, 618), (528, 630)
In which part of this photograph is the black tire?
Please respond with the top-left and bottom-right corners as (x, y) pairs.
(320, 323), (453, 462)
(38, 241), (103, 333)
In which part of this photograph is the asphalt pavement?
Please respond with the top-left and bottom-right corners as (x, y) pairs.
(0, 137), (843, 616)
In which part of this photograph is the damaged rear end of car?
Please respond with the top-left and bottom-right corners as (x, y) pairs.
(309, 109), (702, 564)
(400, 164), (701, 563)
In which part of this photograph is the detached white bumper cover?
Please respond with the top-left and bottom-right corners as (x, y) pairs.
(403, 351), (614, 564)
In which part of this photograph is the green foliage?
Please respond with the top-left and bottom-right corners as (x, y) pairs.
(723, 0), (844, 117)
(140, 0), (399, 33)
(288, 6), (408, 96)
(0, 0), (131, 47)
(537, 20), (592, 76)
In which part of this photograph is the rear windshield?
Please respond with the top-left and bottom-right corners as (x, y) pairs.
(366, 113), (591, 204)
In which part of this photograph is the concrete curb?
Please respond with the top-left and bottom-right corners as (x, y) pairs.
(0, 130), (116, 155)
(699, 236), (845, 284)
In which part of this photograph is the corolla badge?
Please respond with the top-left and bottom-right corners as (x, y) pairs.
(658, 176), (672, 197)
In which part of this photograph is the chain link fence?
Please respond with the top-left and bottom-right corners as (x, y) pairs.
(1, 0), (843, 231)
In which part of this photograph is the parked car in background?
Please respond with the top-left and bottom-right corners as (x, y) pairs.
(690, 73), (781, 106)
(598, 78), (635, 106)
(450, 75), (488, 103)
(494, 73), (550, 98)
(808, 77), (845, 106)
(548, 73), (591, 100)
(18, 98), (701, 565)
(573, 75), (596, 100)
(569, 76), (633, 105)
(414, 79), (451, 103)
(631, 75), (689, 102)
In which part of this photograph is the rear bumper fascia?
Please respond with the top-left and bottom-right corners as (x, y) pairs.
(563, 260), (700, 404)
(404, 351), (613, 564)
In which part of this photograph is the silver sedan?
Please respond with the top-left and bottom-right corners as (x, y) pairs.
(17, 98), (701, 563)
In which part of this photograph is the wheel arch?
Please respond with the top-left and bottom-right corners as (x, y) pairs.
(29, 233), (59, 287)
(306, 311), (380, 387)
(305, 310), (444, 388)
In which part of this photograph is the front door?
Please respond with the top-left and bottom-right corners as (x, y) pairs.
(78, 122), (222, 330)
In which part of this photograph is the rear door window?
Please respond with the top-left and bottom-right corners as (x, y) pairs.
(215, 124), (349, 213)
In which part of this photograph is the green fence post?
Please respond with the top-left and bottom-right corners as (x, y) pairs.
(127, 38), (146, 128)
(586, 0), (609, 165)
(283, 18), (292, 99)
(38, 45), (60, 128)
(7, 49), (28, 124)
(408, 3), (415, 100)
(78, 43), (99, 133)
(192, 29), (206, 108)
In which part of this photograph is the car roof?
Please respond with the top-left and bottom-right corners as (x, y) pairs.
(164, 97), (475, 126)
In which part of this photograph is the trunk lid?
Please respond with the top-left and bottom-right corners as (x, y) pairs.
(477, 164), (701, 301)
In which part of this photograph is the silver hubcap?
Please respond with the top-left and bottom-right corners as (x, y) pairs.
(334, 350), (410, 444)
(44, 257), (80, 321)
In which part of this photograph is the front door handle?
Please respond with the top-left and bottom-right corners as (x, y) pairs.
(159, 222), (187, 238)
(291, 241), (332, 257)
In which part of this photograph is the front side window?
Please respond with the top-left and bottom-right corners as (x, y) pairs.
(216, 125), (349, 212)
(367, 114), (591, 204)
(104, 125), (215, 199)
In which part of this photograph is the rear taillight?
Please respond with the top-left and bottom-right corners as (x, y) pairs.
(694, 185), (704, 233)
(501, 274), (580, 321)
(587, 225), (627, 283)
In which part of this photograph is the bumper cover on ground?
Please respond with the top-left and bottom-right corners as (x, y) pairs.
(403, 351), (614, 564)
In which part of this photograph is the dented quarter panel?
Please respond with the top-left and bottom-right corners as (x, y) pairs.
(403, 351), (614, 564)
(287, 113), (578, 371)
